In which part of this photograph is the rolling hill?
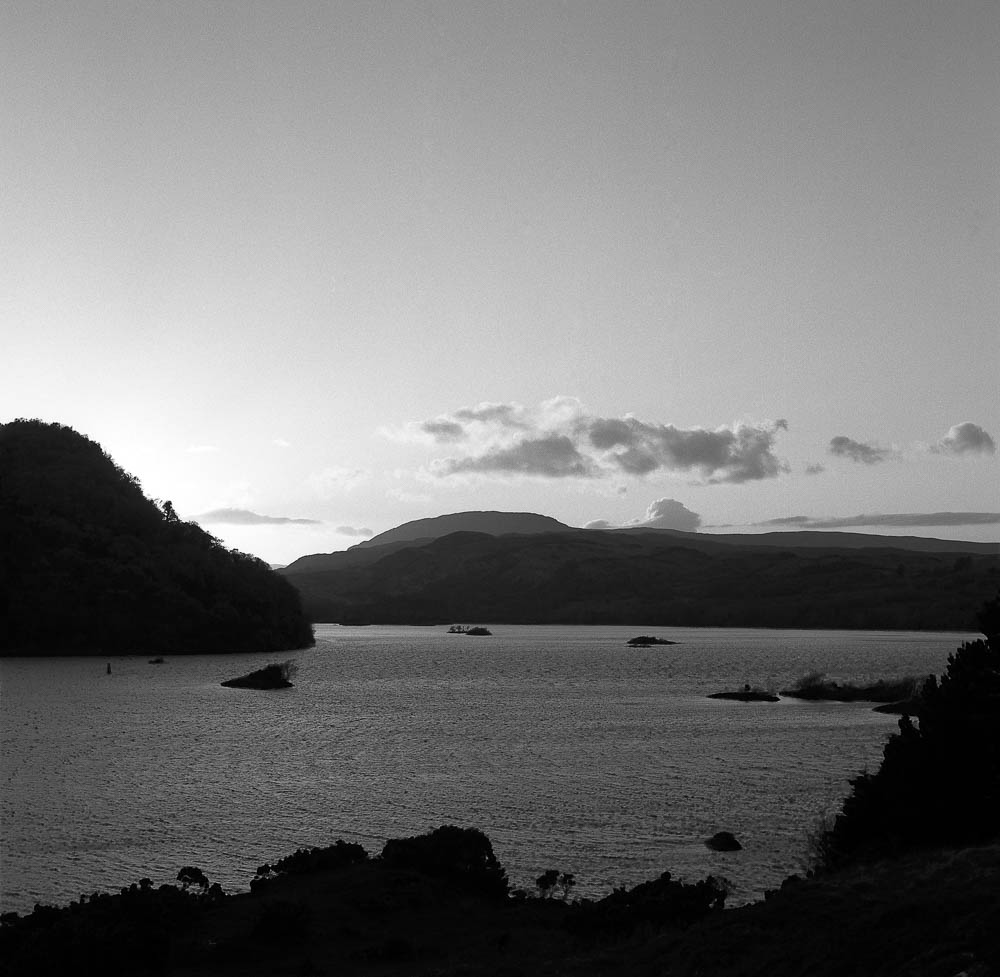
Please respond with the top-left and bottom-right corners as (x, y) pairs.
(280, 517), (999, 629)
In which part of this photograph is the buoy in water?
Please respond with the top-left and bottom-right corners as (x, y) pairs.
(106, 663), (112, 675)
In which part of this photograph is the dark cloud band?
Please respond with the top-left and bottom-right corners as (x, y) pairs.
(759, 512), (1000, 530)
(193, 508), (321, 526)
(417, 399), (790, 484)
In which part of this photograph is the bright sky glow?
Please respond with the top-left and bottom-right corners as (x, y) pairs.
(3, 1), (997, 563)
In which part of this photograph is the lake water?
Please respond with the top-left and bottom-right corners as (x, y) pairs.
(0, 625), (974, 912)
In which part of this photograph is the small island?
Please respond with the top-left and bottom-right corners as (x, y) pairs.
(705, 830), (743, 851)
(448, 625), (492, 635)
(221, 662), (296, 690)
(708, 686), (780, 703)
(626, 635), (677, 646)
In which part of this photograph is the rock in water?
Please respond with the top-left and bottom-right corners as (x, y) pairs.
(705, 831), (743, 851)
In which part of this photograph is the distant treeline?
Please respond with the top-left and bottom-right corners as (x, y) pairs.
(285, 530), (999, 630)
(0, 420), (314, 656)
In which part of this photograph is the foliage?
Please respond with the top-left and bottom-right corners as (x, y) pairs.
(535, 869), (575, 900)
(380, 825), (509, 901)
(176, 866), (209, 891)
(0, 419), (314, 655)
(565, 871), (729, 938)
(251, 839), (368, 889)
(781, 672), (924, 703)
(0, 880), (213, 976)
(812, 598), (1000, 871)
(249, 899), (312, 945)
(289, 525), (1000, 629)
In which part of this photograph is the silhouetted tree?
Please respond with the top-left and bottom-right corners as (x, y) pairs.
(176, 867), (209, 892)
(381, 826), (508, 900)
(813, 596), (1000, 871)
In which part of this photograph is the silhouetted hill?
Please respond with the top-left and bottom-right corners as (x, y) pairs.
(283, 511), (573, 575)
(0, 419), (314, 655)
(284, 528), (999, 629)
(356, 510), (572, 548)
(627, 526), (1000, 554)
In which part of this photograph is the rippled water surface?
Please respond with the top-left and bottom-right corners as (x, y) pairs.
(0, 625), (973, 911)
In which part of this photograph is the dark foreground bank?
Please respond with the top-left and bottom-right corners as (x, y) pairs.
(3, 827), (998, 977)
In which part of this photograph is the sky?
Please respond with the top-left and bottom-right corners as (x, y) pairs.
(3, 1), (997, 564)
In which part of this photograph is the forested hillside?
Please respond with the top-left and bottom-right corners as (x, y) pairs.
(285, 528), (999, 629)
(0, 419), (314, 655)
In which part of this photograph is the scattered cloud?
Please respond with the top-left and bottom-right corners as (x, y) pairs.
(585, 498), (702, 532)
(334, 525), (373, 537)
(272, 438), (292, 449)
(405, 398), (790, 484)
(186, 444), (219, 454)
(432, 435), (599, 478)
(931, 422), (996, 456)
(581, 415), (789, 483)
(804, 463), (825, 475)
(193, 508), (321, 526)
(636, 498), (702, 531)
(420, 420), (466, 442)
(755, 512), (1000, 530)
(828, 435), (897, 465)
(453, 402), (530, 427)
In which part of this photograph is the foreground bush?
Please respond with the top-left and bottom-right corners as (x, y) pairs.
(381, 825), (509, 901)
(566, 871), (729, 938)
(814, 599), (1000, 871)
(252, 839), (368, 889)
(0, 881), (213, 977)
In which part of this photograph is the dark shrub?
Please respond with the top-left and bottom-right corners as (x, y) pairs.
(566, 872), (729, 938)
(380, 826), (509, 901)
(250, 899), (311, 945)
(252, 840), (368, 889)
(814, 604), (1000, 872)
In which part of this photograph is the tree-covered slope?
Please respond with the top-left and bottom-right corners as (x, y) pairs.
(286, 528), (1000, 629)
(0, 419), (314, 655)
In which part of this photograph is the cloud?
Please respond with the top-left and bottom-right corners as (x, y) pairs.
(804, 463), (825, 475)
(452, 402), (530, 427)
(334, 525), (373, 537)
(432, 435), (600, 478)
(193, 508), (321, 526)
(407, 399), (790, 484)
(420, 420), (466, 442)
(272, 438), (292, 449)
(828, 436), (896, 464)
(580, 415), (789, 483)
(186, 444), (219, 454)
(931, 422), (996, 456)
(636, 498), (702, 531)
(756, 512), (1000, 530)
(585, 498), (702, 532)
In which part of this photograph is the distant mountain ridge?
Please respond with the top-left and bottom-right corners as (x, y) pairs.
(283, 511), (573, 575)
(279, 512), (999, 630)
(355, 511), (573, 548)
